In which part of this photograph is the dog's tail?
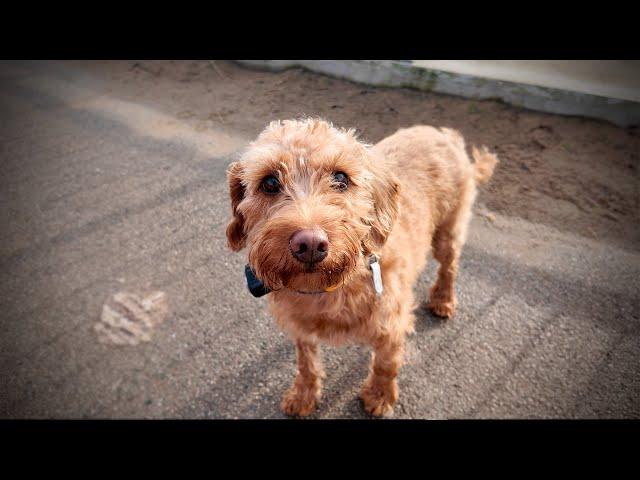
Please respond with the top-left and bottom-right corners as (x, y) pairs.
(471, 146), (498, 185)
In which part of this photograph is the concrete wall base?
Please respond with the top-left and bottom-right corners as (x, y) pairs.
(236, 60), (640, 128)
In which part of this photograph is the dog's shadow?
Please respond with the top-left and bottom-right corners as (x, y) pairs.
(414, 302), (449, 335)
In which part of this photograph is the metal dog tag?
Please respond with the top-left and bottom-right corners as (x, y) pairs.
(368, 255), (384, 296)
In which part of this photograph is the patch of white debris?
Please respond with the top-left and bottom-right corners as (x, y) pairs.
(95, 291), (169, 346)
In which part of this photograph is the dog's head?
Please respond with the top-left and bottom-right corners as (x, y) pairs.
(226, 118), (399, 293)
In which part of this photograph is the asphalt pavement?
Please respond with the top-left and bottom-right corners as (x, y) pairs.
(1, 60), (638, 418)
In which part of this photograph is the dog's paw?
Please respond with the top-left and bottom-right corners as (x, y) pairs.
(281, 386), (318, 417)
(427, 298), (456, 319)
(428, 283), (457, 319)
(360, 383), (397, 418)
(427, 285), (457, 318)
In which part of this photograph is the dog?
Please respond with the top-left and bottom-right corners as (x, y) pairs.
(225, 118), (497, 417)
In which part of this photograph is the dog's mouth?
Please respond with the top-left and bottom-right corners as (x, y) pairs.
(302, 263), (321, 273)
(282, 269), (348, 295)
(287, 264), (348, 290)
(251, 254), (355, 293)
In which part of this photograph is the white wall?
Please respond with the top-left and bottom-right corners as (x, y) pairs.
(412, 60), (640, 103)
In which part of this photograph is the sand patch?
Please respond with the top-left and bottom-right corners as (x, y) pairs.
(95, 291), (169, 346)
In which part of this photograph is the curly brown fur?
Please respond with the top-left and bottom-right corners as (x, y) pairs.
(226, 118), (497, 417)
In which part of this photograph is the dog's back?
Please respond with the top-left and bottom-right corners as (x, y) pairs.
(373, 125), (497, 230)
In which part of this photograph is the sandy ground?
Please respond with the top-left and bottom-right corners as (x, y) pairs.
(0, 60), (638, 419)
(76, 60), (640, 251)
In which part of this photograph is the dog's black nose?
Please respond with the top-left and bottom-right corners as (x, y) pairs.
(289, 229), (329, 264)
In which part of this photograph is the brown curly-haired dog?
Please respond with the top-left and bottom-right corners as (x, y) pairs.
(226, 118), (497, 417)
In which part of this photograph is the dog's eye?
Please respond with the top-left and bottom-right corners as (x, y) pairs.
(261, 175), (281, 195)
(332, 171), (349, 191)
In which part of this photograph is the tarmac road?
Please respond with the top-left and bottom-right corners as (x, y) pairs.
(1, 60), (638, 418)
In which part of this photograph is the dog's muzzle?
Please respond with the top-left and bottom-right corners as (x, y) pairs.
(243, 254), (383, 298)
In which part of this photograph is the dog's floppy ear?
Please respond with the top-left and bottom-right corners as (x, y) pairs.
(226, 161), (247, 251)
(363, 152), (400, 251)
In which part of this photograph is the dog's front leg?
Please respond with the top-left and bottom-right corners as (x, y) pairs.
(360, 333), (404, 417)
(281, 339), (324, 417)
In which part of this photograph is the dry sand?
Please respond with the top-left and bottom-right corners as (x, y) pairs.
(72, 60), (640, 252)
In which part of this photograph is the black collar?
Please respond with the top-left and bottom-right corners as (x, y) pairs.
(244, 254), (381, 298)
(244, 264), (271, 297)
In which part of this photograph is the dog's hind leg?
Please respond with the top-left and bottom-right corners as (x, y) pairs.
(281, 339), (325, 417)
(427, 180), (476, 319)
(427, 146), (497, 318)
